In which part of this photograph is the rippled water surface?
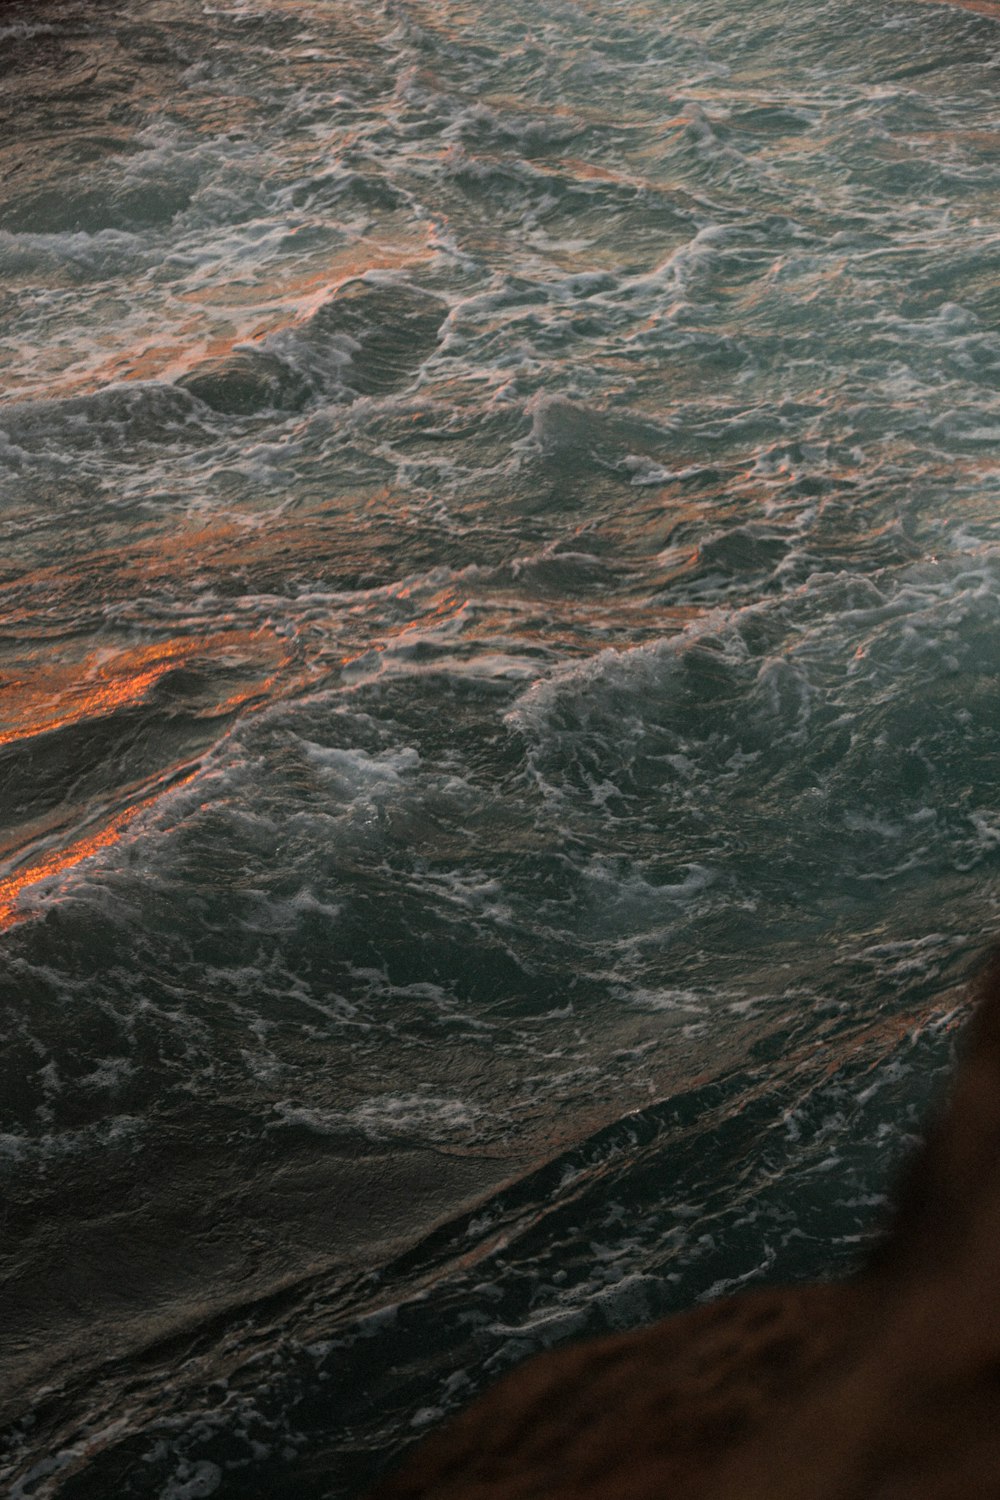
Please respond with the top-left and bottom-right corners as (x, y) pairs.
(3, 0), (1000, 1494)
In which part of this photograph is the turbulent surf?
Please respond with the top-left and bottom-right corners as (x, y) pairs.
(2, 0), (1000, 1495)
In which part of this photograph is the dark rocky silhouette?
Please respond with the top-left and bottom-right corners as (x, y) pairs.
(373, 953), (1000, 1499)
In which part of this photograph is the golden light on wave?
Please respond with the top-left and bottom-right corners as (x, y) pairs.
(10, 239), (438, 401)
(0, 631), (284, 751)
(0, 770), (199, 932)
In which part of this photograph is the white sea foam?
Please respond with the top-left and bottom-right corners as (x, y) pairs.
(160, 1461), (222, 1500)
(271, 1092), (484, 1143)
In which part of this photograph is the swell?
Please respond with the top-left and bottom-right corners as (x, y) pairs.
(0, 982), (964, 1500)
(3, 0), (1000, 1497)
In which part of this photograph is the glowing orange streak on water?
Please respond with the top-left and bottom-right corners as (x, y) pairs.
(0, 771), (199, 932)
(0, 663), (167, 748)
(0, 633), (281, 749)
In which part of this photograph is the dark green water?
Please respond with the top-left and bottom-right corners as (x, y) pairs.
(2, 0), (1000, 1494)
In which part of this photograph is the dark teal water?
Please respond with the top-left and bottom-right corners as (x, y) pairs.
(2, 0), (1000, 1494)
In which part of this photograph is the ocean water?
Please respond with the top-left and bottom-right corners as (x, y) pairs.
(2, 0), (1000, 1493)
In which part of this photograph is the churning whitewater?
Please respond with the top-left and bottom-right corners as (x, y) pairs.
(2, 0), (1000, 1495)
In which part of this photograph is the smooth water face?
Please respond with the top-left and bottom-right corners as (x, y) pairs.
(3, 0), (1000, 1494)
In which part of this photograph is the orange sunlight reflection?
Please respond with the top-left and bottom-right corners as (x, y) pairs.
(12, 240), (438, 401)
(0, 770), (198, 932)
(0, 632), (283, 751)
